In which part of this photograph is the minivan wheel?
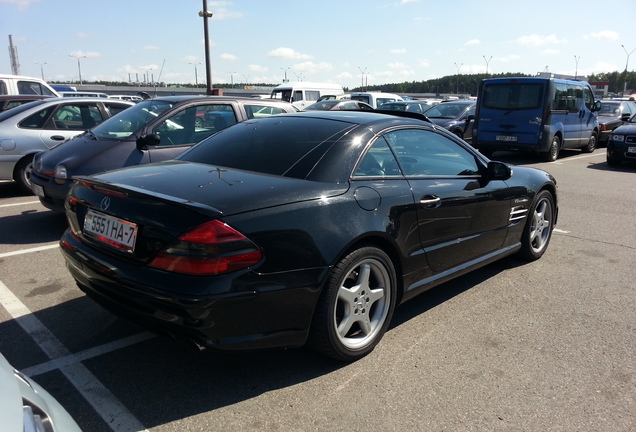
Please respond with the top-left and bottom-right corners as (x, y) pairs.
(581, 133), (597, 153)
(542, 136), (560, 162)
(309, 245), (397, 362)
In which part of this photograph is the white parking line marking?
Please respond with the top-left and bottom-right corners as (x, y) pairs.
(553, 152), (605, 163)
(553, 228), (570, 234)
(0, 243), (59, 258)
(0, 280), (149, 432)
(0, 200), (41, 208)
(23, 332), (156, 377)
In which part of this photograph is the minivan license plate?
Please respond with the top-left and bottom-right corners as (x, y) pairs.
(83, 210), (138, 252)
(496, 135), (517, 142)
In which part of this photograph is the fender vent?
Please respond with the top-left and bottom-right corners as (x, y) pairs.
(509, 206), (528, 223)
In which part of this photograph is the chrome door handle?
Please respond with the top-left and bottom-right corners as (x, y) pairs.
(420, 195), (441, 208)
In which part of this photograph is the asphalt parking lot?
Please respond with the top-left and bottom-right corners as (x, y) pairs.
(1, 149), (635, 432)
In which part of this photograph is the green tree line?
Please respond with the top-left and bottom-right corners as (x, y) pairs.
(52, 70), (636, 96)
(351, 71), (636, 96)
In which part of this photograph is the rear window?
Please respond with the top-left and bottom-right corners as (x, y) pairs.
(177, 116), (354, 178)
(481, 83), (544, 110)
(91, 99), (175, 139)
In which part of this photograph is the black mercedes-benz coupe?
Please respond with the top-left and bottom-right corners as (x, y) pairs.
(60, 111), (558, 361)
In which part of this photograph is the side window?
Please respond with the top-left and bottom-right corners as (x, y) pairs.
(384, 129), (479, 176)
(153, 104), (237, 146)
(292, 90), (303, 102)
(105, 102), (130, 117)
(51, 105), (93, 130)
(584, 87), (595, 110)
(0, 80), (7, 95)
(305, 91), (320, 101)
(245, 104), (287, 119)
(19, 106), (55, 129)
(354, 137), (401, 177)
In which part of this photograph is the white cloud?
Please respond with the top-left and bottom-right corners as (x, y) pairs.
(69, 50), (101, 59)
(144, 46), (160, 51)
(292, 61), (334, 75)
(516, 34), (567, 47)
(220, 53), (238, 62)
(208, 1), (244, 19)
(248, 64), (268, 73)
(541, 49), (560, 55)
(390, 48), (407, 54)
(267, 48), (313, 60)
(465, 39), (480, 47)
(588, 30), (619, 41)
(1, 0), (41, 11)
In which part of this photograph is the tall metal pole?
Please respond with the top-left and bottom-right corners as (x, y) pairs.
(34, 61), (48, 80)
(621, 44), (635, 96)
(199, 0), (213, 95)
(483, 55), (492, 75)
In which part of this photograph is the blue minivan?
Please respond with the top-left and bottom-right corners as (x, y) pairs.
(473, 77), (601, 161)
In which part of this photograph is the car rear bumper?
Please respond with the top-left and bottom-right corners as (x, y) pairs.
(60, 230), (326, 351)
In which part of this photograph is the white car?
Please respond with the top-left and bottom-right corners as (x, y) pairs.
(0, 353), (82, 432)
(0, 97), (134, 192)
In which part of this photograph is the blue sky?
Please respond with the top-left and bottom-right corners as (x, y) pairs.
(1, 0), (635, 89)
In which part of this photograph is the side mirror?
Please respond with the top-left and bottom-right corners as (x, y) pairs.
(621, 113), (631, 121)
(136, 133), (161, 151)
(593, 100), (602, 112)
(487, 161), (512, 181)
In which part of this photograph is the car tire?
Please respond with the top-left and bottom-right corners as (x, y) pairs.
(542, 136), (560, 162)
(581, 132), (597, 153)
(194, 118), (203, 129)
(14, 157), (34, 194)
(517, 190), (555, 261)
(309, 245), (397, 361)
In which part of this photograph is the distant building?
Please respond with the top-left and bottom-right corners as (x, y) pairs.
(589, 81), (609, 98)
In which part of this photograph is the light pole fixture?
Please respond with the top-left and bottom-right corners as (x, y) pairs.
(198, 0), (213, 94)
(293, 72), (304, 81)
(483, 55), (492, 75)
(69, 53), (87, 85)
(34, 61), (48, 80)
(280, 67), (290, 82)
(227, 71), (236, 88)
(189, 62), (202, 86)
(242, 73), (250, 84)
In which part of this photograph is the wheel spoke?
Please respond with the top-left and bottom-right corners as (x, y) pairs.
(336, 262), (387, 339)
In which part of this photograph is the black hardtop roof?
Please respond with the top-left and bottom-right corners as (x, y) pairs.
(266, 109), (431, 126)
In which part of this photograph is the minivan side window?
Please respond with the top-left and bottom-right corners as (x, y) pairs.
(305, 90), (320, 101)
(0, 81), (6, 95)
(17, 80), (57, 96)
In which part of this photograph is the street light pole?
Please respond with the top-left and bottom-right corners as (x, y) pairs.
(621, 44), (635, 96)
(227, 71), (236, 88)
(454, 62), (463, 94)
(483, 55), (492, 75)
(574, 55), (580, 79)
(69, 53), (87, 85)
(34, 61), (48, 80)
(280, 67), (290, 82)
(199, 0), (213, 95)
(358, 66), (367, 90)
(189, 62), (202, 86)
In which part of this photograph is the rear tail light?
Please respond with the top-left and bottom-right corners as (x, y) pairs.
(148, 220), (262, 276)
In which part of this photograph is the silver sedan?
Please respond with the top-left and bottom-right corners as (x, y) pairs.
(0, 97), (134, 192)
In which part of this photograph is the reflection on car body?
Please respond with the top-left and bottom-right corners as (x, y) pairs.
(60, 111), (558, 362)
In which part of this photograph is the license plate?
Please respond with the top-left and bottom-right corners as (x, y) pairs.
(628, 146), (636, 154)
(83, 210), (138, 252)
(31, 183), (44, 197)
(496, 135), (517, 142)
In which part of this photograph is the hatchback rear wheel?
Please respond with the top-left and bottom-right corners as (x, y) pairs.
(309, 245), (397, 361)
